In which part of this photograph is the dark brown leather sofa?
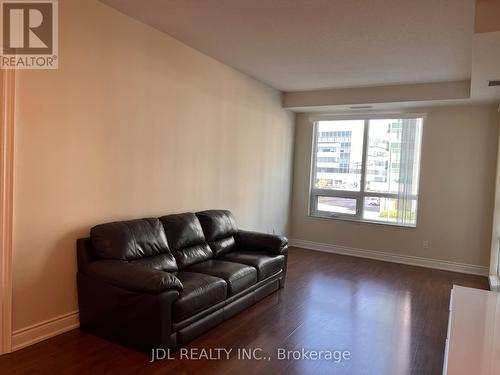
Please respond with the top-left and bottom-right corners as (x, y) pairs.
(76, 210), (288, 353)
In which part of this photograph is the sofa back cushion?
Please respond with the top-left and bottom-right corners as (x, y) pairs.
(159, 213), (213, 269)
(196, 210), (238, 256)
(90, 218), (174, 264)
(130, 253), (178, 272)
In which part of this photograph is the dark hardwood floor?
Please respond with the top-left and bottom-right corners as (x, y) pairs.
(0, 247), (489, 374)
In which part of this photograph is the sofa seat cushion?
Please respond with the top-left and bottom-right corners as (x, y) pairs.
(186, 260), (257, 296)
(219, 251), (285, 281)
(172, 272), (227, 322)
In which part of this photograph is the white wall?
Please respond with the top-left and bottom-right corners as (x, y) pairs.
(12, 0), (295, 331)
(489, 116), (500, 276)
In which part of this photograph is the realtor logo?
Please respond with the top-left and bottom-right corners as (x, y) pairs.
(1, 0), (58, 69)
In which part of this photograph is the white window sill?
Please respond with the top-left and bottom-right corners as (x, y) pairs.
(309, 212), (417, 228)
(489, 275), (500, 292)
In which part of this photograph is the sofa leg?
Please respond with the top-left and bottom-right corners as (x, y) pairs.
(279, 276), (286, 288)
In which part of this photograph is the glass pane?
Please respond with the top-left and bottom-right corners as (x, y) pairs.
(365, 118), (422, 195)
(363, 197), (417, 226)
(315, 120), (364, 191)
(317, 196), (357, 215)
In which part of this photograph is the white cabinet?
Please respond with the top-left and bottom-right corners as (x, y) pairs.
(443, 286), (500, 375)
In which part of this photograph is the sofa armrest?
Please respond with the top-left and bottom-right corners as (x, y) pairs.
(236, 230), (288, 255)
(86, 260), (183, 293)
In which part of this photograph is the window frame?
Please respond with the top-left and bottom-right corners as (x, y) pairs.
(309, 113), (424, 227)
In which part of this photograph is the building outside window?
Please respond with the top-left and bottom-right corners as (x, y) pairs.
(310, 115), (424, 227)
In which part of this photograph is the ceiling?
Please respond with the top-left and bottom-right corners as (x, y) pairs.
(101, 0), (475, 92)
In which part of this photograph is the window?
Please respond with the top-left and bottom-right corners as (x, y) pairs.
(310, 115), (423, 227)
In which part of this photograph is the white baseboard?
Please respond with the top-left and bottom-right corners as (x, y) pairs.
(11, 311), (79, 351)
(289, 239), (489, 276)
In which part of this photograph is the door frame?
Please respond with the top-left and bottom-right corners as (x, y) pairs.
(0, 68), (15, 354)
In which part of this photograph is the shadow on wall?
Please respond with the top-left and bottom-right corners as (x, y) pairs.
(13, 227), (87, 332)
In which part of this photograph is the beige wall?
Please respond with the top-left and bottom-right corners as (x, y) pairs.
(12, 0), (295, 331)
(475, 0), (500, 33)
(282, 81), (470, 109)
(291, 104), (499, 267)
